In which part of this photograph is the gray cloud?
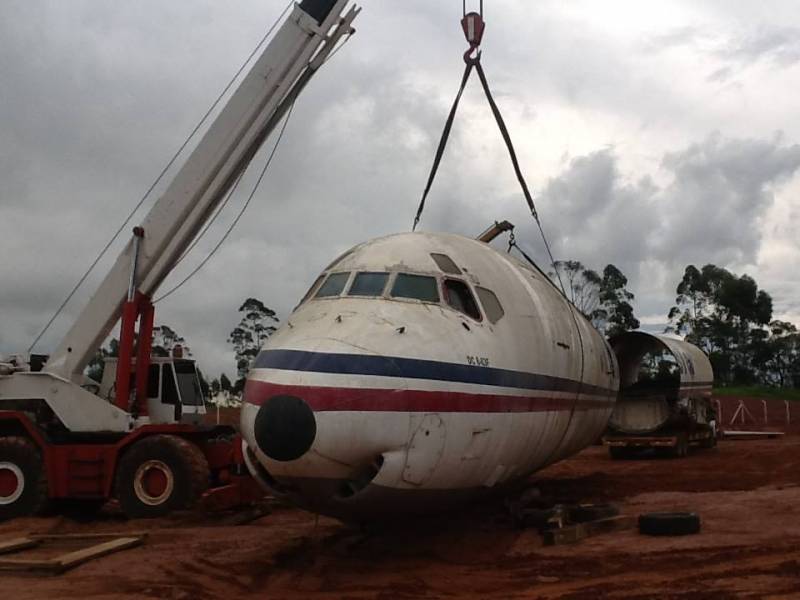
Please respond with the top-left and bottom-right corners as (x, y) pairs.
(721, 26), (800, 67)
(655, 133), (800, 264)
(501, 134), (800, 327)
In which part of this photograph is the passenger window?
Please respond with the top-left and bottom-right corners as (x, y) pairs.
(315, 272), (350, 298)
(391, 274), (440, 303)
(430, 253), (462, 275)
(443, 279), (482, 320)
(348, 272), (389, 296)
(475, 286), (504, 324)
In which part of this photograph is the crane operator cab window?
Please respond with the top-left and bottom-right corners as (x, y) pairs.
(443, 279), (482, 321)
(148, 360), (205, 424)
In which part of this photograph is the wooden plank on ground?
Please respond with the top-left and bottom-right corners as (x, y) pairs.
(0, 537), (40, 555)
(0, 559), (60, 572)
(29, 532), (148, 541)
(0, 534), (144, 574)
(543, 515), (635, 546)
(53, 536), (143, 572)
(543, 524), (587, 546)
(583, 515), (636, 535)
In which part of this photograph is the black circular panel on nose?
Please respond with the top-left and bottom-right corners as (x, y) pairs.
(254, 395), (316, 462)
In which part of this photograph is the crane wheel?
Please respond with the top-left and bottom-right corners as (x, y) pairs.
(0, 436), (48, 521)
(116, 435), (210, 519)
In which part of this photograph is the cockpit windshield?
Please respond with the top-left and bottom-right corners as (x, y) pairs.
(348, 272), (389, 296)
(315, 272), (350, 298)
(391, 274), (440, 303)
(298, 266), (503, 325)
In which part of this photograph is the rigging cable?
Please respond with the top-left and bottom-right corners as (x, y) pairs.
(27, 0), (293, 352)
(154, 100), (296, 304)
(411, 5), (567, 297)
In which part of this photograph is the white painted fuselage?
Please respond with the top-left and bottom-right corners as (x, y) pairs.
(240, 232), (619, 520)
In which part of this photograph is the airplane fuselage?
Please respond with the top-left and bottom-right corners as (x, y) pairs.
(240, 232), (618, 520)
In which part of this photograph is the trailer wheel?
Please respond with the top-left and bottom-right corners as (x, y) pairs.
(699, 433), (717, 449)
(116, 435), (210, 518)
(672, 434), (689, 458)
(608, 446), (632, 460)
(0, 436), (48, 521)
(639, 512), (701, 536)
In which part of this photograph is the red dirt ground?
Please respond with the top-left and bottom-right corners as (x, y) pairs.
(2, 436), (800, 598)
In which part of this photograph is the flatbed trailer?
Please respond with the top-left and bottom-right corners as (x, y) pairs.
(603, 426), (716, 459)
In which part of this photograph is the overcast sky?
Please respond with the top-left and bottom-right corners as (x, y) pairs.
(2, 1), (799, 378)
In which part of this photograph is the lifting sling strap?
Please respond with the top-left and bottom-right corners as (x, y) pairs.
(412, 9), (538, 231)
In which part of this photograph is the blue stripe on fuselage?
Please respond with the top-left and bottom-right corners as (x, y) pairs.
(252, 349), (615, 397)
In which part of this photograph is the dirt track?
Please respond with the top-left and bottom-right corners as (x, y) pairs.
(2, 436), (800, 599)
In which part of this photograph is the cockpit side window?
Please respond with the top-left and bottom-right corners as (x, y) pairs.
(315, 272), (350, 298)
(390, 273), (440, 303)
(475, 286), (504, 323)
(348, 272), (389, 297)
(299, 275), (325, 305)
(430, 253), (462, 275)
(443, 279), (482, 321)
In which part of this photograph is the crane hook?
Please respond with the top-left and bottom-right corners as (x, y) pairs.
(461, 2), (485, 64)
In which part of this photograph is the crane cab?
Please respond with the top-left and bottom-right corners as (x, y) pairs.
(98, 356), (206, 425)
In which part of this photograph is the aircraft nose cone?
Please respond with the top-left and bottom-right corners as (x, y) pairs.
(253, 395), (317, 461)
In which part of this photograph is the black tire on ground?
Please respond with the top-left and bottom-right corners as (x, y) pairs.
(639, 512), (701, 536)
(568, 503), (620, 523)
(0, 436), (48, 521)
(115, 435), (210, 519)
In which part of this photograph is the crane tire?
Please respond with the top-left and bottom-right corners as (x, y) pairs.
(0, 436), (48, 521)
(116, 435), (210, 519)
(638, 512), (701, 536)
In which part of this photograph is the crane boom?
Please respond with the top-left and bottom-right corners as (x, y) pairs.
(44, 0), (359, 383)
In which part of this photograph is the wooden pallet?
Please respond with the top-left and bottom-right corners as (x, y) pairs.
(0, 532), (146, 574)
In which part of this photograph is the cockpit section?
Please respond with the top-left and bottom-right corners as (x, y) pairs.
(295, 250), (508, 326)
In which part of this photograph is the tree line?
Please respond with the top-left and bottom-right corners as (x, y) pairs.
(550, 260), (799, 388)
(666, 264), (799, 387)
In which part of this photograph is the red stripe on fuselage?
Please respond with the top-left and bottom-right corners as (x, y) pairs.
(243, 379), (615, 413)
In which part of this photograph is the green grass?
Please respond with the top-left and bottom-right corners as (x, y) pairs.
(713, 385), (800, 401)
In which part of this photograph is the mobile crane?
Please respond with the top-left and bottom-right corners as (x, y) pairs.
(0, 0), (360, 519)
